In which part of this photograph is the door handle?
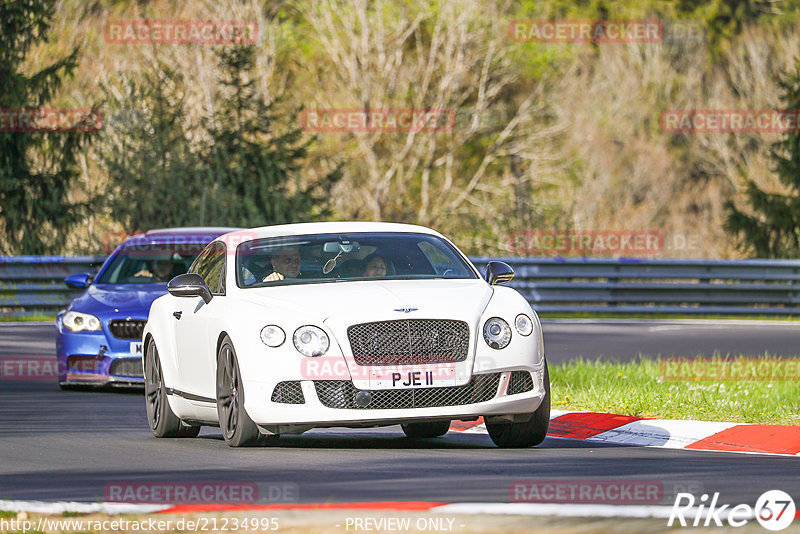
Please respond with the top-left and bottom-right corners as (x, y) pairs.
(173, 311), (182, 320)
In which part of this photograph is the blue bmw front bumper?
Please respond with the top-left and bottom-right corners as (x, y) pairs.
(55, 314), (145, 386)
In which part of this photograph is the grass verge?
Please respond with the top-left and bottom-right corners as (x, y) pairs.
(0, 314), (56, 322)
(549, 356), (800, 426)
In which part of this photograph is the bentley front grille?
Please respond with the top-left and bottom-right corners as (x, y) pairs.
(347, 319), (469, 366)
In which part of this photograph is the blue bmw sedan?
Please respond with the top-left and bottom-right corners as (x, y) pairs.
(55, 227), (238, 388)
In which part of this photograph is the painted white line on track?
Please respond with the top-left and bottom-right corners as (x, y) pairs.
(589, 420), (738, 449)
(431, 502), (754, 522)
(0, 500), (168, 514)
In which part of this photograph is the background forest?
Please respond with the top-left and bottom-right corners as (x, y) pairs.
(3, 0), (800, 258)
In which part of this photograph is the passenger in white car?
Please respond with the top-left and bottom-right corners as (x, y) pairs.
(362, 253), (388, 277)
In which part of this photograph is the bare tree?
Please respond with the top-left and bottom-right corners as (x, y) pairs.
(302, 0), (563, 240)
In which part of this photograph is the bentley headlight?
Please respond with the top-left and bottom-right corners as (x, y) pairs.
(63, 311), (102, 332)
(260, 325), (286, 347)
(515, 314), (533, 336)
(483, 317), (511, 349)
(293, 325), (329, 357)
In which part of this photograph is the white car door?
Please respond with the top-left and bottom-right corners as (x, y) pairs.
(174, 242), (226, 399)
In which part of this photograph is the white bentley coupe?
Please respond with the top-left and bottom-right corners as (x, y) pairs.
(142, 222), (549, 447)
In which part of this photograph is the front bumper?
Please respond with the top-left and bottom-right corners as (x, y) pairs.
(240, 368), (546, 429)
(61, 354), (144, 386)
(56, 328), (144, 386)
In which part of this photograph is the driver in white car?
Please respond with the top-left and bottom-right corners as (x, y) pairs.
(262, 246), (301, 282)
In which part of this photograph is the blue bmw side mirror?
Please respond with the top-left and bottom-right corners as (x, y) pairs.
(65, 273), (92, 289)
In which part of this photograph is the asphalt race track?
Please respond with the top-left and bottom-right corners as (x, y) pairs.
(4, 320), (800, 364)
(0, 321), (798, 508)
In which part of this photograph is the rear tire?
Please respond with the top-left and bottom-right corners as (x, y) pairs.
(144, 339), (201, 438)
(487, 362), (550, 448)
(401, 420), (451, 439)
(216, 336), (263, 447)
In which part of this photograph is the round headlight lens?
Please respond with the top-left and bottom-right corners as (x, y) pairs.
(260, 325), (286, 347)
(515, 314), (533, 336)
(483, 317), (511, 349)
(293, 325), (329, 357)
(63, 311), (102, 332)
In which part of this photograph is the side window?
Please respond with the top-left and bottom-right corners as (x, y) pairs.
(194, 242), (226, 295)
(417, 239), (472, 277)
(189, 245), (212, 275)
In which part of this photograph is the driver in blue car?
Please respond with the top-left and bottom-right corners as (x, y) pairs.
(133, 257), (174, 282)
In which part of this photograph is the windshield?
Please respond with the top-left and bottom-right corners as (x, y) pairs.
(236, 232), (477, 288)
(96, 243), (205, 285)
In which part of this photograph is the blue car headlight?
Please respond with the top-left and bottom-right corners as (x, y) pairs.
(63, 311), (102, 332)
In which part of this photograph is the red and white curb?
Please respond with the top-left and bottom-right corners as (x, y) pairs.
(450, 410), (800, 456)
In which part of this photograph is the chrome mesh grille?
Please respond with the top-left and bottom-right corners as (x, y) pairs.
(271, 381), (305, 404)
(109, 319), (146, 340)
(109, 357), (143, 378)
(507, 371), (534, 395)
(347, 319), (469, 366)
(314, 373), (501, 410)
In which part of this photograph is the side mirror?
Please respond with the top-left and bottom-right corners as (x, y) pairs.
(485, 261), (514, 285)
(168, 273), (212, 304)
(65, 273), (92, 289)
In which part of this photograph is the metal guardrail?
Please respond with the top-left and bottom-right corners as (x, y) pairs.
(0, 256), (105, 316)
(471, 257), (800, 315)
(1, 256), (799, 316)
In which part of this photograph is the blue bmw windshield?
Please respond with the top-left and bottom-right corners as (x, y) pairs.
(236, 232), (477, 288)
(97, 244), (204, 284)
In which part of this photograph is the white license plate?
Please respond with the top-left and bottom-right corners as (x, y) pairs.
(129, 341), (143, 355)
(369, 365), (456, 389)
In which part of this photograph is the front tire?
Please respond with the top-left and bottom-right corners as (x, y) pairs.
(401, 420), (451, 439)
(216, 336), (263, 447)
(487, 362), (550, 448)
(144, 339), (200, 438)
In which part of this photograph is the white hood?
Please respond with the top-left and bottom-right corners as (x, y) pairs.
(236, 278), (492, 325)
(233, 278), (496, 388)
